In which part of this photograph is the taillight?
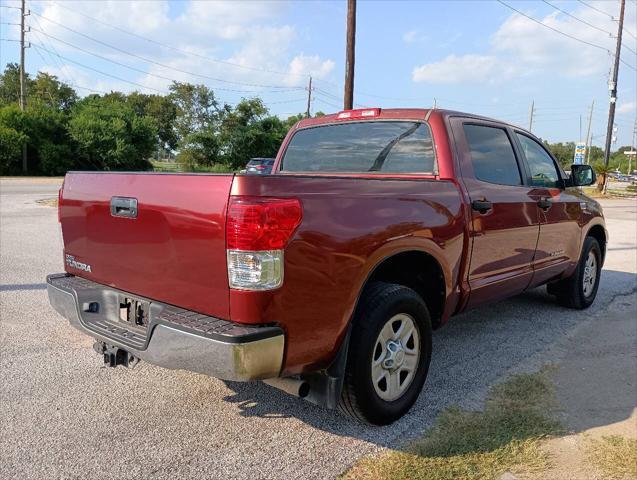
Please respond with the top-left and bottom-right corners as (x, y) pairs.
(226, 196), (302, 290)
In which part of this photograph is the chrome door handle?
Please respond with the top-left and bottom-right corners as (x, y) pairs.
(110, 197), (138, 218)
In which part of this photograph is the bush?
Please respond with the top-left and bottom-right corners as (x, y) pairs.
(68, 96), (156, 171)
(0, 123), (27, 175)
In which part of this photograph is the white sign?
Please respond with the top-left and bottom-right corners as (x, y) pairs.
(573, 142), (586, 165)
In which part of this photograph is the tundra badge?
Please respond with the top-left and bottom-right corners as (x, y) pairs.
(65, 254), (92, 273)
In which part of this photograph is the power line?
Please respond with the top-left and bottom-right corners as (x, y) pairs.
(31, 43), (168, 94)
(29, 10), (305, 91)
(576, 0), (637, 40)
(29, 26), (301, 98)
(542, 0), (614, 36)
(313, 93), (342, 111)
(497, 0), (611, 52)
(497, 0), (636, 71)
(29, 32), (108, 95)
(35, 0), (312, 80)
(576, 0), (614, 19)
(542, 0), (636, 56)
(30, 12), (93, 94)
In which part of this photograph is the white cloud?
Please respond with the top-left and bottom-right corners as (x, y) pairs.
(285, 55), (335, 86)
(29, 0), (335, 100)
(412, 54), (500, 84)
(412, 1), (635, 85)
(402, 30), (427, 44)
(617, 101), (636, 114)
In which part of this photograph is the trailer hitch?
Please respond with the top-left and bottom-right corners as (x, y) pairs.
(93, 341), (140, 369)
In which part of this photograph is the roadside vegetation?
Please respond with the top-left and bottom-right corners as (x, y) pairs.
(2, 63), (633, 179)
(0, 63), (317, 175)
(344, 370), (564, 480)
(587, 435), (637, 479)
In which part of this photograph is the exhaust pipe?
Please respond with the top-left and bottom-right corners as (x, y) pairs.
(263, 377), (310, 398)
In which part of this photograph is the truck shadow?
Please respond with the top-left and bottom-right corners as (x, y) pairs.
(219, 269), (636, 449)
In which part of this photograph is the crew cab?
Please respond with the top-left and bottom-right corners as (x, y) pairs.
(47, 108), (606, 425)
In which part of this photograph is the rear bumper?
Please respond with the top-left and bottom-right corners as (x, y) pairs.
(46, 274), (284, 381)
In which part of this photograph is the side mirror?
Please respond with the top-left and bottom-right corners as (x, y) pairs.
(570, 164), (596, 186)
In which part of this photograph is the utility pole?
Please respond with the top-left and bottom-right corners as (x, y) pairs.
(604, 0), (625, 166)
(584, 100), (595, 164)
(343, 0), (356, 110)
(305, 76), (312, 118)
(528, 100), (535, 132)
(20, 0), (28, 174)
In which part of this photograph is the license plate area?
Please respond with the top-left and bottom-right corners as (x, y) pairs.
(118, 295), (150, 330)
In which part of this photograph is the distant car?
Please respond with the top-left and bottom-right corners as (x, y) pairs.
(245, 158), (275, 175)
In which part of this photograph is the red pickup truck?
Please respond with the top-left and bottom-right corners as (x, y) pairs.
(47, 108), (606, 425)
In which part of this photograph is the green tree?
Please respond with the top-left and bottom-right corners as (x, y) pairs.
(0, 122), (27, 175)
(126, 92), (178, 151)
(544, 141), (576, 168)
(0, 103), (78, 175)
(68, 96), (156, 171)
(593, 162), (614, 191)
(0, 63), (33, 106)
(30, 72), (78, 111)
(169, 82), (222, 145)
(218, 98), (288, 169)
(176, 128), (221, 168)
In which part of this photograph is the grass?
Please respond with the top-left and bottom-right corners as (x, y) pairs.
(587, 435), (637, 479)
(36, 197), (58, 207)
(151, 161), (237, 173)
(344, 370), (564, 480)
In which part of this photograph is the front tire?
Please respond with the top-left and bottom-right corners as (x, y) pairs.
(549, 236), (602, 309)
(338, 282), (432, 425)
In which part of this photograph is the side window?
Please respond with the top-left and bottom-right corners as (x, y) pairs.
(515, 133), (561, 188)
(463, 124), (522, 186)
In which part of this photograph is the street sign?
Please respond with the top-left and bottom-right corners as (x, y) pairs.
(573, 142), (586, 164)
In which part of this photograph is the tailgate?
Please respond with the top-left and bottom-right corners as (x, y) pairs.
(60, 172), (233, 319)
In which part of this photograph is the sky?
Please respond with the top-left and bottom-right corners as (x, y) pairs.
(0, 0), (636, 148)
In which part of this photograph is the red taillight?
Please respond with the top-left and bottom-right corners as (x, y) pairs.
(226, 196), (302, 250)
(336, 108), (381, 120)
(255, 165), (266, 170)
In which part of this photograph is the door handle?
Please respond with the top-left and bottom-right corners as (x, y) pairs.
(537, 199), (552, 210)
(110, 197), (138, 218)
(471, 199), (492, 214)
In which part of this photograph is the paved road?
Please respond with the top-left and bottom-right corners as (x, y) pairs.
(1, 178), (635, 480)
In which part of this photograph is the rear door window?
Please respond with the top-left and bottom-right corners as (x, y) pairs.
(463, 124), (522, 186)
(280, 121), (436, 173)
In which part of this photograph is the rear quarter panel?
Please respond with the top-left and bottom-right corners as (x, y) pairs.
(230, 175), (466, 374)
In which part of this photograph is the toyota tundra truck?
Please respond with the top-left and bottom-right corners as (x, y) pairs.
(47, 108), (606, 425)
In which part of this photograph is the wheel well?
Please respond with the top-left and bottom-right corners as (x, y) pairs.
(365, 251), (446, 328)
(587, 225), (606, 263)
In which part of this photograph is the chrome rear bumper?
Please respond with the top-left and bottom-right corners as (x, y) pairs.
(46, 274), (284, 381)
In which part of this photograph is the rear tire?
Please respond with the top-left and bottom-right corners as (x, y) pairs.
(338, 282), (432, 425)
(548, 236), (602, 309)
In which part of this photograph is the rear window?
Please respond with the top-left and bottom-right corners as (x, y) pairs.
(463, 124), (522, 186)
(280, 121), (436, 173)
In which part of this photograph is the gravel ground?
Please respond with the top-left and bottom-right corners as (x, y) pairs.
(1, 178), (635, 480)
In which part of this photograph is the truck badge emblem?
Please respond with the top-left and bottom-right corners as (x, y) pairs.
(65, 254), (92, 273)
